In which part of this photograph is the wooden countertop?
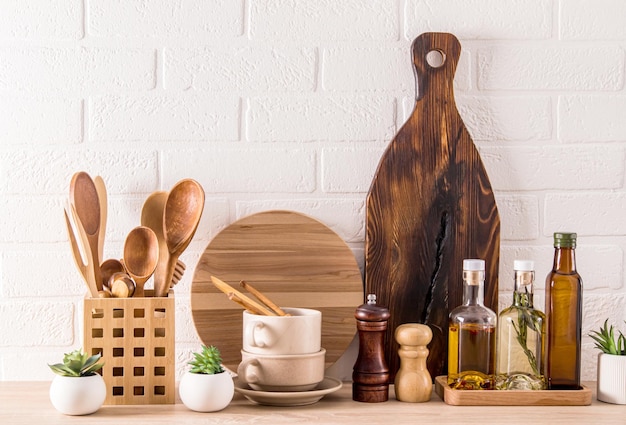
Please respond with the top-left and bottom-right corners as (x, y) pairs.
(1, 381), (623, 424)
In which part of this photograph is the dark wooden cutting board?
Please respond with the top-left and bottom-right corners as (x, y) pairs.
(365, 32), (500, 382)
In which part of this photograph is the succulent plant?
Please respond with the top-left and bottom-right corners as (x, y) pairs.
(188, 345), (225, 375)
(48, 349), (104, 377)
(589, 319), (626, 355)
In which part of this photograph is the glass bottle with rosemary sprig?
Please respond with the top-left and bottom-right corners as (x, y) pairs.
(496, 260), (546, 390)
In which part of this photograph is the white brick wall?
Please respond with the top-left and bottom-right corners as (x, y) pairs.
(0, 47), (156, 93)
(165, 47), (317, 92)
(1, 0), (625, 383)
(89, 95), (240, 141)
(89, 0), (244, 39)
(249, 0), (399, 41)
(405, 0), (553, 40)
(478, 45), (624, 91)
(560, 0), (626, 40)
(0, 0), (83, 40)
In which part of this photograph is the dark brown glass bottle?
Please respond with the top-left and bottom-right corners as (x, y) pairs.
(544, 232), (582, 390)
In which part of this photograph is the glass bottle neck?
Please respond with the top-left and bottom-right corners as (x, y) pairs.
(462, 270), (485, 305)
(513, 270), (534, 308)
(553, 247), (577, 273)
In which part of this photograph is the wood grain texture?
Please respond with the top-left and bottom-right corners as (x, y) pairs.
(83, 290), (175, 405)
(434, 376), (592, 406)
(365, 33), (500, 382)
(191, 210), (363, 371)
(1, 381), (611, 424)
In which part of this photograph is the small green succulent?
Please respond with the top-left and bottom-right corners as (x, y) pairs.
(48, 349), (104, 377)
(188, 345), (225, 375)
(589, 319), (626, 355)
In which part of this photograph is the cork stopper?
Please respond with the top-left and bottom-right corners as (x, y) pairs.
(462, 259), (485, 286)
(514, 260), (535, 291)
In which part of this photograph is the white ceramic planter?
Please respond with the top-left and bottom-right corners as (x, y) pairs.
(49, 374), (106, 415)
(597, 353), (626, 404)
(179, 371), (234, 412)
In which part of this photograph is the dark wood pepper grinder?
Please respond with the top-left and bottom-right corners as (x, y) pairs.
(352, 294), (390, 402)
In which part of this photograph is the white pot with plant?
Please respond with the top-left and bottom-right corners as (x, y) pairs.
(179, 345), (234, 412)
(48, 349), (106, 415)
(589, 319), (626, 404)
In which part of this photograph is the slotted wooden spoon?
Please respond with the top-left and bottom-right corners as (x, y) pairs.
(69, 172), (102, 291)
(64, 205), (99, 298)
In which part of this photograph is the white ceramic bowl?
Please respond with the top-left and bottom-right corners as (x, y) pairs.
(237, 348), (326, 392)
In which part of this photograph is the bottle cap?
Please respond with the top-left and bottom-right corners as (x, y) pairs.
(463, 259), (485, 271)
(513, 260), (534, 271)
(553, 232), (577, 248)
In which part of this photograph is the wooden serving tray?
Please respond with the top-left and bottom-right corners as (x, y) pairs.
(434, 376), (592, 406)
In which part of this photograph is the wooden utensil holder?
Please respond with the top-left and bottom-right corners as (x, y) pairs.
(83, 290), (175, 405)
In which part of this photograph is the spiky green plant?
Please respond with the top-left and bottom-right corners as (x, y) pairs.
(589, 319), (626, 355)
(188, 345), (225, 374)
(48, 349), (104, 377)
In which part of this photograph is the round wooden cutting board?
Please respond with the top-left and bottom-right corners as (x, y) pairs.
(191, 210), (364, 371)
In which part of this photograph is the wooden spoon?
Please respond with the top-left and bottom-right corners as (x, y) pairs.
(100, 258), (125, 290)
(157, 179), (204, 297)
(140, 191), (170, 295)
(141, 191), (191, 294)
(109, 272), (135, 298)
(93, 176), (107, 264)
(69, 172), (102, 291)
(123, 226), (159, 298)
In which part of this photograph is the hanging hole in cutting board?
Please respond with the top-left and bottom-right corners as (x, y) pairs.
(426, 50), (446, 68)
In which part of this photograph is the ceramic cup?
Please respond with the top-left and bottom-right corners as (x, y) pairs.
(237, 348), (326, 392)
(242, 307), (321, 355)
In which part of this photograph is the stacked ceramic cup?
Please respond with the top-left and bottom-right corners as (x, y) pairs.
(237, 307), (325, 391)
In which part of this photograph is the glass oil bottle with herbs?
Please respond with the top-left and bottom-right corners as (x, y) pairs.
(545, 232), (582, 390)
(496, 260), (546, 390)
(448, 259), (497, 390)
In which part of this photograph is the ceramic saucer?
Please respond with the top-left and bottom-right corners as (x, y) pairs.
(234, 376), (343, 406)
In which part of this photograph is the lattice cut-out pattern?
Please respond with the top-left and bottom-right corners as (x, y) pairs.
(83, 290), (175, 405)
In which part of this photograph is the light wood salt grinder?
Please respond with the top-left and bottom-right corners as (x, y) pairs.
(394, 323), (433, 402)
(352, 294), (390, 402)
